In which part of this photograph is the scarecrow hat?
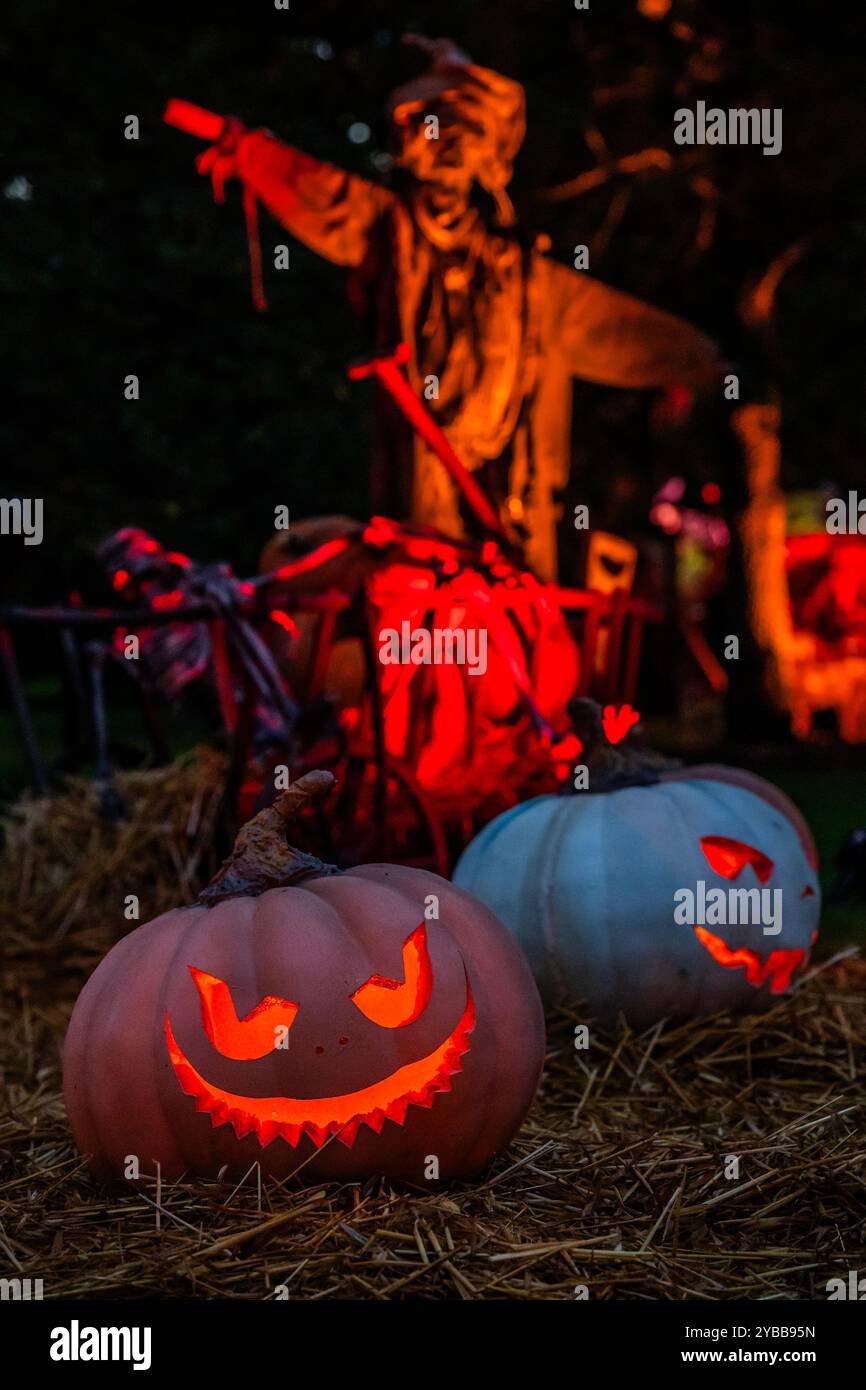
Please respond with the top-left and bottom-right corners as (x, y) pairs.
(388, 33), (526, 219)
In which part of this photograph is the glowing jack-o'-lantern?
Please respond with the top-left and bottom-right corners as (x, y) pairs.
(64, 773), (544, 1184)
(454, 702), (820, 1026)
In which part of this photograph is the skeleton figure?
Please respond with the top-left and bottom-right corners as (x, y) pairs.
(201, 34), (722, 580)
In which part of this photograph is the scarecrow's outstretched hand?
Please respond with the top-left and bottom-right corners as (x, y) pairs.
(195, 116), (249, 201)
(402, 32), (472, 71)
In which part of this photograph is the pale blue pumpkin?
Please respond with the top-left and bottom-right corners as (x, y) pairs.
(453, 767), (821, 1025)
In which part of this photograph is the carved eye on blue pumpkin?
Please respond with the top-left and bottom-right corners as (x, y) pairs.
(700, 835), (774, 883)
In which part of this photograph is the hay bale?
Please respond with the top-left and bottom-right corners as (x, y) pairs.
(0, 749), (226, 983)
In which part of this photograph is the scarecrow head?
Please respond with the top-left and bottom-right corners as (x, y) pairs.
(388, 33), (525, 223)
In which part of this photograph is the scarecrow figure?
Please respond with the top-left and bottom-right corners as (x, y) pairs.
(197, 33), (722, 580)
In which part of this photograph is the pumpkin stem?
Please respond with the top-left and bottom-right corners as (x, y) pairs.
(198, 770), (341, 905)
(562, 697), (681, 794)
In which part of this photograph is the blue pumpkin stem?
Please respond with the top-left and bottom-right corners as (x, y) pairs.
(562, 697), (682, 794)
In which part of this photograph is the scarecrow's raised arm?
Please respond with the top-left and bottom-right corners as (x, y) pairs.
(543, 256), (724, 390)
(237, 133), (393, 267)
(193, 114), (393, 268)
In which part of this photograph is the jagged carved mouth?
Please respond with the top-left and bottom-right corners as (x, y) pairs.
(165, 979), (475, 1150)
(693, 926), (809, 994)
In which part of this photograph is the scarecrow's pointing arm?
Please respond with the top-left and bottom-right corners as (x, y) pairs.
(234, 131), (393, 267)
(171, 100), (393, 268)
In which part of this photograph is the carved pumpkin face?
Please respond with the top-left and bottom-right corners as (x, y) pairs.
(64, 864), (545, 1184)
(690, 834), (817, 995)
(454, 764), (821, 1026)
(165, 921), (476, 1151)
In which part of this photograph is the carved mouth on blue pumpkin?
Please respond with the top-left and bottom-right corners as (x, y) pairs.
(692, 925), (812, 994)
(165, 978), (475, 1150)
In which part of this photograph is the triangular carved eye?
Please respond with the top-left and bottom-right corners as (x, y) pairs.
(190, 966), (298, 1060)
(351, 924), (433, 1028)
(700, 836), (774, 884)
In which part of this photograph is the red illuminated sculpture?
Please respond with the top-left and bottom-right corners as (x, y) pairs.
(260, 515), (580, 808)
(64, 772), (545, 1183)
